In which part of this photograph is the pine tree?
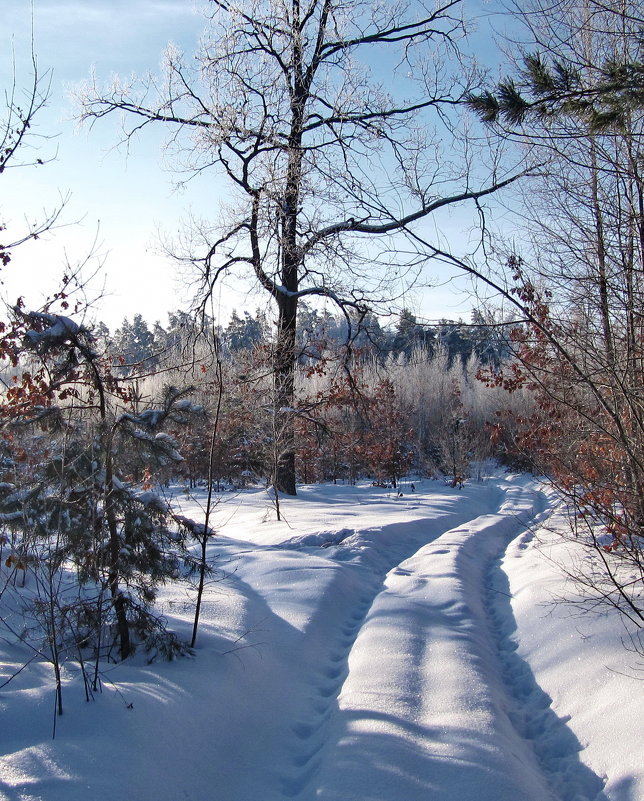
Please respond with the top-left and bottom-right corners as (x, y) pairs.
(0, 307), (206, 668)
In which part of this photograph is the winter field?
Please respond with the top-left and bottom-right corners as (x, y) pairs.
(0, 472), (642, 801)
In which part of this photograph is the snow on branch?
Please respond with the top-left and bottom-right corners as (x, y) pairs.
(19, 310), (94, 355)
(172, 514), (215, 539)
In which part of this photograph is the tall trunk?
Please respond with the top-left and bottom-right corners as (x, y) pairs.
(273, 4), (305, 496)
(274, 292), (298, 495)
(273, 180), (299, 495)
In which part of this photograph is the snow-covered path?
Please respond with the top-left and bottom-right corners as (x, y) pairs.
(302, 482), (606, 801)
(244, 478), (604, 801)
(300, 483), (555, 801)
(0, 474), (639, 801)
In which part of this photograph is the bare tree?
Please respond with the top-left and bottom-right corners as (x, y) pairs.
(468, 0), (644, 633)
(1, 49), (64, 269)
(78, 0), (523, 494)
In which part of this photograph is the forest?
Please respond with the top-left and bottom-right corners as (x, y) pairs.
(101, 305), (519, 485)
(0, 1), (643, 798)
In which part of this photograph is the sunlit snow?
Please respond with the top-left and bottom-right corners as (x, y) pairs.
(0, 473), (640, 801)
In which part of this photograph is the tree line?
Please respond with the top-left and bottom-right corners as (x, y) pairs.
(104, 306), (511, 375)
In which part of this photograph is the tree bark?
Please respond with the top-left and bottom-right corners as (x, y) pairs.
(273, 16), (306, 496)
(274, 292), (298, 495)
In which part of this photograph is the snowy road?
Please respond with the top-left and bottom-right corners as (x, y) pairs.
(285, 483), (605, 801)
(295, 485), (555, 801)
(245, 478), (605, 801)
(0, 474), (635, 800)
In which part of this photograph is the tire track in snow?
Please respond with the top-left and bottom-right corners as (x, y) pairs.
(277, 482), (508, 799)
(484, 499), (608, 801)
(280, 567), (383, 798)
(314, 480), (558, 801)
(280, 478), (608, 801)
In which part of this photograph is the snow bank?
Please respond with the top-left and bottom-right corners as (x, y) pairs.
(504, 504), (643, 801)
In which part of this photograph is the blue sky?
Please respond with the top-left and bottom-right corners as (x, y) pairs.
(2, 0), (209, 328)
(1, 0), (512, 331)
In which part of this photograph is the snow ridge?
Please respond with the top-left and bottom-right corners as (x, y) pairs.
(486, 551), (607, 801)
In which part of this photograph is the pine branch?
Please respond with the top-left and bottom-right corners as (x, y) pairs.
(468, 50), (644, 129)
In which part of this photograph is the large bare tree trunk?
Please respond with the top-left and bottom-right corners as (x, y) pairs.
(274, 293), (298, 495)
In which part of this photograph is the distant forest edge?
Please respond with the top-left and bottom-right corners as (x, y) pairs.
(42, 304), (527, 492)
(101, 306), (511, 375)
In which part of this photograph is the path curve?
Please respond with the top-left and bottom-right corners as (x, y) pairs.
(276, 477), (607, 801)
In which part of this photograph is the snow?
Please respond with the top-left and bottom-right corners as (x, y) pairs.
(22, 312), (85, 350)
(0, 473), (642, 801)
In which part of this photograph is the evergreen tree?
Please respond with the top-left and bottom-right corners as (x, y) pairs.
(92, 320), (112, 352)
(468, 42), (644, 131)
(436, 321), (474, 365)
(0, 308), (206, 667)
(225, 309), (266, 352)
(392, 309), (435, 358)
(113, 316), (135, 367)
(467, 310), (511, 368)
(131, 313), (156, 362)
(350, 311), (388, 357)
(112, 315), (160, 373)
